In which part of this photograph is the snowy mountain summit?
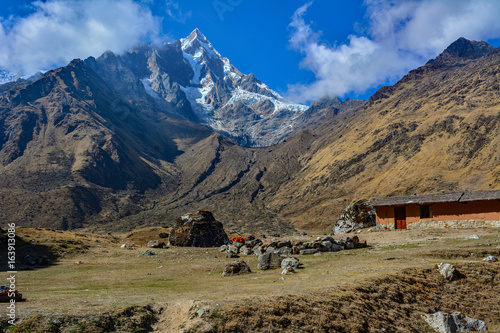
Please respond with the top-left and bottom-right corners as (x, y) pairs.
(86, 29), (310, 147)
(175, 29), (308, 146)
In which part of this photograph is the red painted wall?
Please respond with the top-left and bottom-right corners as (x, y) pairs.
(375, 200), (500, 228)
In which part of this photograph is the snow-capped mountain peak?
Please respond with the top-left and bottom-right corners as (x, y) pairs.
(181, 28), (221, 59)
(138, 29), (311, 146)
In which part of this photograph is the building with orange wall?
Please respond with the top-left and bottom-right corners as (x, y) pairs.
(372, 190), (500, 230)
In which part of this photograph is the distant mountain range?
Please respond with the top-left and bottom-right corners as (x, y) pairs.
(0, 35), (498, 233)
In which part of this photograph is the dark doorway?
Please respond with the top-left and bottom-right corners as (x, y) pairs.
(394, 206), (407, 229)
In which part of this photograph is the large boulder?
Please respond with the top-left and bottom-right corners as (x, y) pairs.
(333, 200), (375, 235)
(257, 253), (284, 270)
(169, 211), (229, 247)
(147, 240), (165, 248)
(222, 261), (251, 276)
(281, 257), (300, 274)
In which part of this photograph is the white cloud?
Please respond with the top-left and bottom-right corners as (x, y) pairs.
(0, 0), (162, 76)
(287, 0), (500, 103)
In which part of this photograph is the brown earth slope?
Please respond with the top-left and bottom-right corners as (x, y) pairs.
(267, 38), (500, 230)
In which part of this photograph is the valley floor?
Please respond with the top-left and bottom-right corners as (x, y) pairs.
(1, 227), (499, 332)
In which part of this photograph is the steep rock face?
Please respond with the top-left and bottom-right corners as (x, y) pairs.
(86, 29), (309, 147)
(0, 59), (212, 229)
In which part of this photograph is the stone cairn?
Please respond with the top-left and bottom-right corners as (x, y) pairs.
(169, 211), (229, 247)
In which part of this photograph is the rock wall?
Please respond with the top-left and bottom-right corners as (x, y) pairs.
(407, 219), (500, 230)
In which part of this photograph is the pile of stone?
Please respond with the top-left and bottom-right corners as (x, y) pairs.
(169, 211), (229, 247)
(333, 200), (375, 235)
(219, 235), (367, 258)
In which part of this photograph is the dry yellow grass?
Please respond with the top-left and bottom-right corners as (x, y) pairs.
(1, 226), (499, 332)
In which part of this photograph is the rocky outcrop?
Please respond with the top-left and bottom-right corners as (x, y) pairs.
(333, 201), (375, 235)
(168, 211), (229, 247)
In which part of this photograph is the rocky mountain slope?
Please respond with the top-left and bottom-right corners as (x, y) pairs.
(0, 58), (213, 229)
(0, 37), (498, 233)
(85, 29), (309, 147)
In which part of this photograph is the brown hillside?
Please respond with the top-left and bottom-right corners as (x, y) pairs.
(270, 45), (500, 230)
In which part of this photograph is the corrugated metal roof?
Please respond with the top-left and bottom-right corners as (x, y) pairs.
(372, 190), (500, 207)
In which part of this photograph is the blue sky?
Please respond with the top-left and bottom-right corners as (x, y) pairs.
(1, 0), (500, 102)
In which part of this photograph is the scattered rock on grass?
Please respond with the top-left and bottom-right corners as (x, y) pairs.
(219, 235), (367, 257)
(483, 255), (498, 263)
(226, 251), (239, 259)
(422, 311), (488, 332)
(240, 246), (252, 255)
(331, 244), (344, 252)
(466, 234), (480, 239)
(281, 257), (299, 274)
(437, 263), (456, 280)
(300, 249), (319, 255)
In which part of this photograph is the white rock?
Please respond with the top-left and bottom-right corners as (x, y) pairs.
(437, 263), (456, 280)
(466, 234), (480, 239)
(423, 311), (488, 333)
(483, 255), (498, 262)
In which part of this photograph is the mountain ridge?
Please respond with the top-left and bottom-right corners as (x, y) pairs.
(83, 29), (312, 147)
(0, 36), (498, 233)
